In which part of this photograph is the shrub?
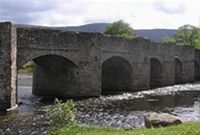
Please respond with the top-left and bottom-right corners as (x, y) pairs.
(104, 20), (135, 39)
(18, 61), (34, 73)
(47, 98), (78, 128)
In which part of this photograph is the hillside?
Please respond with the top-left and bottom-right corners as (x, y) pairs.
(56, 23), (108, 33)
(56, 23), (176, 42)
(16, 23), (176, 42)
(136, 29), (176, 42)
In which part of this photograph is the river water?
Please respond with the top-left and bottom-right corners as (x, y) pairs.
(0, 73), (200, 134)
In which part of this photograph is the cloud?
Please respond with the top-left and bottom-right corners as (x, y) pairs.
(0, 0), (56, 24)
(33, 1), (137, 26)
(153, 0), (187, 14)
(0, 0), (198, 29)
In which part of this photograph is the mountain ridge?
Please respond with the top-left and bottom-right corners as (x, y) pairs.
(46, 23), (177, 42)
(16, 23), (176, 42)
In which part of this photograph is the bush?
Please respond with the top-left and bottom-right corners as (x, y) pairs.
(104, 20), (135, 39)
(18, 61), (34, 73)
(47, 98), (78, 128)
(174, 24), (200, 47)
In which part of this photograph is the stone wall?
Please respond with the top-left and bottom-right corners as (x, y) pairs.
(194, 49), (200, 80)
(175, 45), (195, 83)
(0, 22), (199, 111)
(145, 42), (175, 87)
(17, 28), (102, 97)
(100, 37), (150, 92)
(0, 22), (17, 111)
(15, 26), (200, 96)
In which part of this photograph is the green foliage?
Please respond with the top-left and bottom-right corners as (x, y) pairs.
(18, 61), (34, 73)
(174, 24), (200, 48)
(162, 24), (200, 48)
(162, 36), (176, 44)
(49, 122), (200, 135)
(47, 99), (78, 129)
(104, 20), (135, 39)
(196, 28), (200, 48)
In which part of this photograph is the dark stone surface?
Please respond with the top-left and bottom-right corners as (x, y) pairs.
(195, 49), (200, 81)
(102, 56), (133, 94)
(175, 57), (183, 84)
(0, 21), (199, 111)
(0, 22), (17, 111)
(150, 58), (163, 88)
(33, 55), (80, 97)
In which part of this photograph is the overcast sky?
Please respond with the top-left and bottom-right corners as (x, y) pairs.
(0, 0), (199, 29)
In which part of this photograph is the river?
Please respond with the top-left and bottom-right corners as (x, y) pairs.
(0, 73), (200, 134)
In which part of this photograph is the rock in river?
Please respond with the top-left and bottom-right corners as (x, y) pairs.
(144, 113), (183, 128)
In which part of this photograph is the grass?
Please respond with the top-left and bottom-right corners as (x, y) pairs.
(48, 122), (200, 135)
(18, 61), (34, 73)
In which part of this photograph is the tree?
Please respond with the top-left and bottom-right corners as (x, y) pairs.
(162, 36), (175, 44)
(196, 28), (200, 48)
(104, 20), (135, 39)
(174, 24), (199, 48)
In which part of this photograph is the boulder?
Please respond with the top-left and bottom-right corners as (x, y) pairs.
(144, 113), (183, 128)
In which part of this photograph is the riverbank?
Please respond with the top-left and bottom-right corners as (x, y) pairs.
(49, 122), (200, 135)
(0, 73), (200, 134)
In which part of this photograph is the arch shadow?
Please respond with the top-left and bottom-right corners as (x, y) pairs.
(18, 54), (80, 98)
(101, 56), (133, 95)
(175, 57), (183, 84)
(194, 60), (200, 81)
(17, 51), (78, 69)
(150, 57), (163, 88)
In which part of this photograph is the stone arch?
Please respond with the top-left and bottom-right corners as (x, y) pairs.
(17, 51), (79, 69)
(22, 54), (80, 97)
(101, 56), (133, 94)
(175, 57), (183, 84)
(150, 57), (163, 88)
(194, 60), (200, 81)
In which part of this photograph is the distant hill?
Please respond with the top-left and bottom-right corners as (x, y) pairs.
(56, 23), (176, 42)
(55, 23), (109, 33)
(16, 23), (176, 42)
(136, 29), (176, 42)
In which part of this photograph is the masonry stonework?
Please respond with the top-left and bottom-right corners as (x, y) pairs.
(195, 49), (200, 81)
(0, 22), (199, 111)
(0, 22), (17, 111)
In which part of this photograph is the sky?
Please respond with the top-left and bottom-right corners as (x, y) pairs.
(0, 0), (199, 29)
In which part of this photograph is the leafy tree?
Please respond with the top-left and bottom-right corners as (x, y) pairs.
(196, 28), (200, 47)
(174, 24), (199, 48)
(104, 20), (135, 39)
(162, 36), (176, 44)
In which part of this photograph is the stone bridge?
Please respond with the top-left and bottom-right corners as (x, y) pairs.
(0, 22), (200, 111)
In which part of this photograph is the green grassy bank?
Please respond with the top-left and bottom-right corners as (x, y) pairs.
(18, 61), (34, 73)
(49, 122), (200, 135)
